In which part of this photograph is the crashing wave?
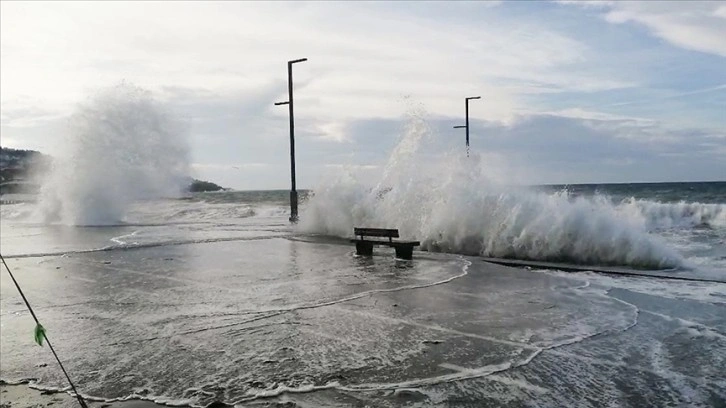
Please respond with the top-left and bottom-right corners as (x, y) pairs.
(300, 109), (687, 269)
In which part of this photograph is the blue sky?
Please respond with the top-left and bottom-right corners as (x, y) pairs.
(1, 1), (724, 189)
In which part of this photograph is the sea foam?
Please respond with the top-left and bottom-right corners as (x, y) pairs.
(37, 83), (190, 225)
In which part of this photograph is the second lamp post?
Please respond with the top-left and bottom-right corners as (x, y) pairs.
(453, 96), (481, 157)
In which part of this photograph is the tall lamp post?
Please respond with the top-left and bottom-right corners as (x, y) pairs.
(453, 96), (481, 157)
(274, 58), (307, 223)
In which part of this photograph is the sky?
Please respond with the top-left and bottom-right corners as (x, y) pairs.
(1, 1), (725, 189)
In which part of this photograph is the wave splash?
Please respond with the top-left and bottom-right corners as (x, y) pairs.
(618, 199), (725, 230)
(300, 110), (688, 269)
(37, 83), (190, 226)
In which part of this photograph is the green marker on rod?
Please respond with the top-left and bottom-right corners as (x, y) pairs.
(34, 323), (46, 346)
(0, 253), (89, 408)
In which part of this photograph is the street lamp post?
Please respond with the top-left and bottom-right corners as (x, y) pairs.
(453, 96), (481, 157)
(274, 58), (307, 223)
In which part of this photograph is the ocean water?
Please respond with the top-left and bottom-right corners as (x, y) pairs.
(2, 182), (724, 276)
(1, 90), (725, 406)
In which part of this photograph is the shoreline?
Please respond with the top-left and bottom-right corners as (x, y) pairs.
(0, 382), (188, 408)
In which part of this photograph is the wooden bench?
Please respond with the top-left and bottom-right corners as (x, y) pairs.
(350, 227), (421, 260)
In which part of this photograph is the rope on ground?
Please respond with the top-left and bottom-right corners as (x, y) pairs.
(0, 253), (89, 408)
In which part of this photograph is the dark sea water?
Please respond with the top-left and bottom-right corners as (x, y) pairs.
(539, 181), (726, 204)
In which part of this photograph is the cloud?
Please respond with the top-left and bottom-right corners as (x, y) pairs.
(1, 2), (723, 188)
(603, 84), (726, 108)
(0, 96), (68, 128)
(0, 1), (635, 124)
(471, 113), (725, 183)
(559, 1), (726, 57)
(335, 110), (725, 185)
(323, 164), (379, 170)
(192, 163), (270, 171)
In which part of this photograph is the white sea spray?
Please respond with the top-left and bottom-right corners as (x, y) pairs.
(37, 83), (190, 225)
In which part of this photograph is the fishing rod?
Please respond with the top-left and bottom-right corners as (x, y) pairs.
(0, 253), (89, 408)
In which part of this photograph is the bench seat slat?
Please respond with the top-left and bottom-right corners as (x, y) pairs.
(354, 227), (399, 238)
(349, 239), (421, 247)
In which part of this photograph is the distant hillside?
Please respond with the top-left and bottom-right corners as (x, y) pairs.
(189, 179), (225, 192)
(0, 147), (226, 194)
(0, 147), (51, 183)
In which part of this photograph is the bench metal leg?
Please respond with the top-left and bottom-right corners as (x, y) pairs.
(395, 245), (414, 260)
(355, 241), (374, 256)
